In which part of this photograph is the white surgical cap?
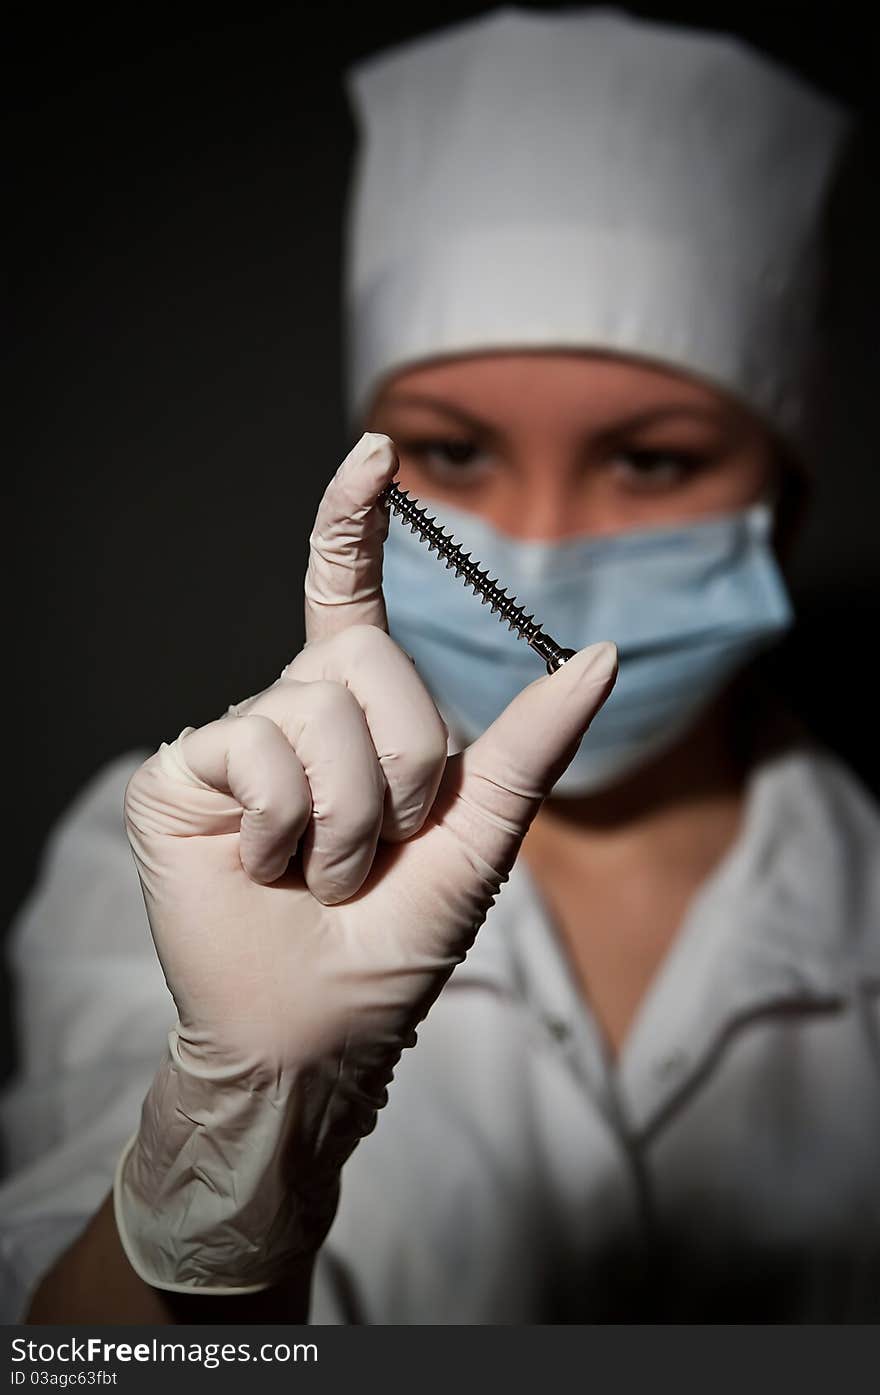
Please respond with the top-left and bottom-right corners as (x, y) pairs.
(342, 5), (853, 465)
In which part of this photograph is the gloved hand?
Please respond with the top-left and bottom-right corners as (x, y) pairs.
(115, 432), (617, 1294)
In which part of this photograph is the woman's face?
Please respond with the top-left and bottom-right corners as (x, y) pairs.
(366, 352), (777, 540)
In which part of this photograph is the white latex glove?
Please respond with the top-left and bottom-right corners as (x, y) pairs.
(115, 432), (617, 1294)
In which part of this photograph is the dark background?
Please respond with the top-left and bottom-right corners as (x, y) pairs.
(5, 2), (879, 1081)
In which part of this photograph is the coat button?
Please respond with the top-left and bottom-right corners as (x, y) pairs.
(655, 1049), (688, 1080)
(545, 1016), (571, 1044)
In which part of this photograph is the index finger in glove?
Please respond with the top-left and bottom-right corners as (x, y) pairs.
(304, 432), (398, 644)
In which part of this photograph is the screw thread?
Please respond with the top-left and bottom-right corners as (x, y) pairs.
(381, 482), (574, 673)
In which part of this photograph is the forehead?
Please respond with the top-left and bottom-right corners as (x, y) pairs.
(373, 351), (743, 429)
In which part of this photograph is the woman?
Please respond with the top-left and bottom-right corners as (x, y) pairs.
(2, 8), (878, 1323)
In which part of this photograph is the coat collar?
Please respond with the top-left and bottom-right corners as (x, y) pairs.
(450, 744), (880, 1132)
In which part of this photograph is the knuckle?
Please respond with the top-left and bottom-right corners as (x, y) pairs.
(233, 711), (282, 753)
(235, 710), (278, 737)
(304, 678), (361, 722)
(332, 622), (393, 664)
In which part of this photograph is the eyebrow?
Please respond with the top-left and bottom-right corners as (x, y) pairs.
(378, 394), (497, 435)
(378, 393), (732, 438)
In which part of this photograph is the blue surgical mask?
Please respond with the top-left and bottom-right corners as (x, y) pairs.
(382, 500), (793, 795)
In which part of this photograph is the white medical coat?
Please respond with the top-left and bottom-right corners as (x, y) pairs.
(1, 742), (879, 1322)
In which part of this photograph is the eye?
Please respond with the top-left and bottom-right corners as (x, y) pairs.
(399, 437), (491, 481)
(609, 449), (706, 490)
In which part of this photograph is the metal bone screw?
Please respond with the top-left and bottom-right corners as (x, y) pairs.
(380, 482), (577, 675)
